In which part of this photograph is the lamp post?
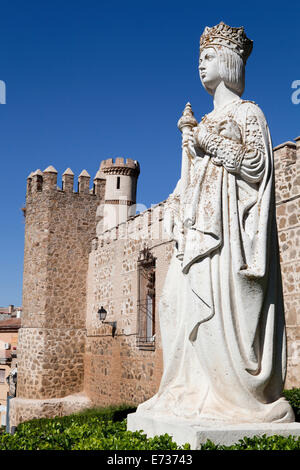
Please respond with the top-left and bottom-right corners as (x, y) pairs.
(98, 306), (117, 337)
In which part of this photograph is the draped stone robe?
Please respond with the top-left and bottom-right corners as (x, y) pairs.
(138, 99), (294, 423)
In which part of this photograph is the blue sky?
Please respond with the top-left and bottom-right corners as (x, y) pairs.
(1, 0), (299, 306)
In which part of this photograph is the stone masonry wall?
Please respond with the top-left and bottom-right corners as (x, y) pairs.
(274, 137), (300, 388)
(84, 204), (172, 406)
(18, 168), (105, 399)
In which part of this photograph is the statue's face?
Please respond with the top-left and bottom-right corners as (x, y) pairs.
(199, 47), (221, 94)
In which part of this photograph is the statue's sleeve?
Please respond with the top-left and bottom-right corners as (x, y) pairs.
(196, 103), (266, 184)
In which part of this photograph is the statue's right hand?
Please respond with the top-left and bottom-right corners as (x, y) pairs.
(183, 129), (197, 159)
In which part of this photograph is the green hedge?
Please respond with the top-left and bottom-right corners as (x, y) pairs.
(200, 434), (300, 450)
(11, 404), (137, 432)
(0, 389), (299, 450)
(283, 388), (300, 422)
(0, 405), (189, 450)
(0, 416), (188, 450)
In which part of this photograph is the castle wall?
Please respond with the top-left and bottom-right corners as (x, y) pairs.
(17, 168), (105, 400)
(84, 205), (171, 406)
(274, 137), (300, 387)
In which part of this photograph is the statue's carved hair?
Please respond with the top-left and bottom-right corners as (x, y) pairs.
(217, 46), (245, 96)
(200, 46), (245, 96)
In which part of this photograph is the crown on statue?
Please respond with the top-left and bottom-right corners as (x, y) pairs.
(200, 21), (253, 63)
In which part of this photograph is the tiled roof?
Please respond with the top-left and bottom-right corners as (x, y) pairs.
(0, 307), (22, 314)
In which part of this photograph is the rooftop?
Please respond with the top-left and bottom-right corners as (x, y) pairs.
(0, 318), (21, 329)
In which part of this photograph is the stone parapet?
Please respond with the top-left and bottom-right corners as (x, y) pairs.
(295, 136), (300, 156)
(274, 139), (300, 203)
(9, 393), (91, 429)
(274, 137), (300, 389)
(100, 158), (140, 177)
(26, 166), (106, 197)
(96, 201), (168, 244)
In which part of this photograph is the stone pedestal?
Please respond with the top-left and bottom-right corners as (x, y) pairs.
(127, 411), (300, 449)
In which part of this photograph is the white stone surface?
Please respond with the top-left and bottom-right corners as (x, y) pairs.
(129, 21), (295, 428)
(127, 411), (300, 449)
(99, 159), (139, 231)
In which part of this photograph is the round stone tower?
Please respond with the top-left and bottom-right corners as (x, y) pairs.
(99, 157), (140, 231)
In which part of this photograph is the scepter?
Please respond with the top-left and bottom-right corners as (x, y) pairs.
(177, 102), (198, 259)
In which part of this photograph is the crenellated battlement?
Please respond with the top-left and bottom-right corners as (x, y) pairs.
(100, 157), (140, 176)
(295, 136), (300, 156)
(274, 141), (297, 168)
(25, 158), (140, 235)
(22, 164), (107, 334)
(274, 137), (300, 204)
(26, 166), (106, 197)
(94, 200), (168, 247)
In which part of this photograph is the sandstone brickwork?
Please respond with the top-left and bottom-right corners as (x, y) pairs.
(18, 167), (105, 402)
(84, 204), (170, 407)
(274, 137), (300, 387)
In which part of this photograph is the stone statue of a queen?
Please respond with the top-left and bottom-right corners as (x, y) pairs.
(137, 22), (295, 424)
